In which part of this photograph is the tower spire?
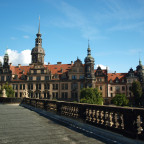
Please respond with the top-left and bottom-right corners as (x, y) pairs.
(87, 39), (91, 56)
(88, 39), (90, 48)
(38, 16), (40, 34)
(139, 58), (142, 66)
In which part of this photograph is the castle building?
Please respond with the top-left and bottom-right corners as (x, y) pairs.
(0, 21), (144, 104)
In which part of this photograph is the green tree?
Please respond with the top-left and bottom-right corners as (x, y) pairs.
(111, 94), (129, 106)
(0, 82), (15, 97)
(80, 88), (103, 105)
(131, 81), (143, 106)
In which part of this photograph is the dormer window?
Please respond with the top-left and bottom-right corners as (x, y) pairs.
(110, 79), (113, 83)
(122, 79), (125, 82)
(115, 77), (119, 83)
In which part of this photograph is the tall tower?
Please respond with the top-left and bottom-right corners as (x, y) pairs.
(84, 40), (95, 80)
(3, 50), (9, 67)
(31, 17), (45, 65)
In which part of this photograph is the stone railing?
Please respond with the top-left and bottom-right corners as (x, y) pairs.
(22, 98), (144, 140)
(0, 97), (22, 104)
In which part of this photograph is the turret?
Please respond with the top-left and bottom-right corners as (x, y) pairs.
(84, 40), (95, 79)
(3, 50), (9, 67)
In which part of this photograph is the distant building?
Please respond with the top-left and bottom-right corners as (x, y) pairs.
(0, 21), (144, 104)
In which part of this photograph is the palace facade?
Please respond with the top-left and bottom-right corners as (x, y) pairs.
(0, 22), (144, 103)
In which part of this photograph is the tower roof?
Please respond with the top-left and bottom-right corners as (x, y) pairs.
(84, 40), (94, 63)
(38, 16), (40, 34)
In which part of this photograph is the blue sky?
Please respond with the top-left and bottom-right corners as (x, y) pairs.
(0, 0), (144, 72)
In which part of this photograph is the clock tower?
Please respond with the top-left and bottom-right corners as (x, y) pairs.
(31, 17), (45, 65)
(84, 40), (95, 80)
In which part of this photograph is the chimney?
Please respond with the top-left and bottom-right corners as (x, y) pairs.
(48, 62), (50, 65)
(18, 64), (21, 68)
(114, 71), (116, 74)
(71, 61), (73, 65)
(57, 62), (62, 65)
(10, 63), (12, 66)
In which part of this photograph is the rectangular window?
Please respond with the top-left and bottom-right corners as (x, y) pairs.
(20, 84), (22, 90)
(71, 92), (77, 100)
(1, 76), (4, 81)
(41, 70), (44, 74)
(79, 75), (84, 79)
(28, 84), (33, 90)
(115, 86), (120, 92)
(61, 83), (68, 90)
(110, 87), (113, 91)
(36, 84), (38, 90)
(45, 76), (49, 80)
(111, 93), (113, 97)
(80, 83), (83, 89)
(72, 75), (77, 80)
(44, 84), (49, 90)
(122, 86), (125, 91)
(37, 76), (41, 81)
(56, 92), (58, 99)
(100, 86), (102, 90)
(13, 84), (18, 90)
(6, 76), (10, 81)
(61, 92), (68, 99)
(34, 70), (37, 74)
(65, 84), (68, 90)
(20, 92), (22, 98)
(53, 84), (58, 90)
(15, 93), (18, 97)
(23, 84), (25, 90)
(71, 83), (78, 90)
(29, 76), (33, 81)
(52, 92), (55, 99)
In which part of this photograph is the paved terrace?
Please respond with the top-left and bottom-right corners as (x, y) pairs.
(0, 104), (143, 144)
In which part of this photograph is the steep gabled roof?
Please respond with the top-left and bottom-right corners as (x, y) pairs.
(108, 73), (127, 82)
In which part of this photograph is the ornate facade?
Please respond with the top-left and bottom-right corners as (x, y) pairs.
(0, 22), (144, 104)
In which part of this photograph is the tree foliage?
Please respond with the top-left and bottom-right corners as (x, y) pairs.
(111, 94), (129, 106)
(80, 88), (103, 105)
(131, 81), (143, 106)
(0, 82), (15, 98)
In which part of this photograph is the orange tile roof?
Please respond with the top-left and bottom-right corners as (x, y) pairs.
(108, 73), (127, 82)
(10, 64), (73, 80)
(10, 66), (30, 78)
(44, 64), (72, 75)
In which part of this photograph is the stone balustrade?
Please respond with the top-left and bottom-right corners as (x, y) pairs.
(22, 98), (144, 140)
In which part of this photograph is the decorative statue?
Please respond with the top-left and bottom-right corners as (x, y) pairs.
(22, 89), (29, 98)
(2, 89), (7, 97)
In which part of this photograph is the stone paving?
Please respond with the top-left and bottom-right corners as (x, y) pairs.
(0, 104), (104, 144)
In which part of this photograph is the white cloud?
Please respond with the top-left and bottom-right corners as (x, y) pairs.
(0, 49), (31, 66)
(0, 49), (48, 66)
(23, 35), (30, 39)
(96, 64), (109, 70)
(10, 37), (17, 40)
(0, 56), (3, 63)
